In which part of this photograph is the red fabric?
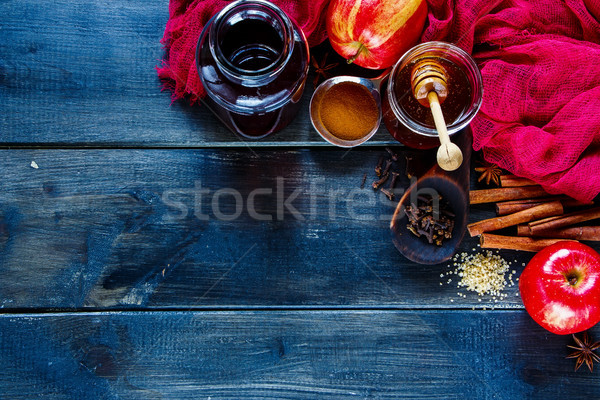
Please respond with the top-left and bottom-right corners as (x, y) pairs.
(158, 0), (600, 201)
(421, 0), (600, 202)
(157, 0), (330, 103)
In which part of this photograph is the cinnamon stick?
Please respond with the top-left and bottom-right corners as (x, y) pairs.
(500, 175), (537, 187)
(480, 233), (576, 252)
(469, 186), (549, 205)
(468, 201), (563, 237)
(517, 225), (532, 236)
(496, 201), (545, 216)
(529, 214), (565, 228)
(517, 225), (600, 241)
(496, 197), (590, 216)
(529, 207), (600, 234)
(501, 197), (559, 205)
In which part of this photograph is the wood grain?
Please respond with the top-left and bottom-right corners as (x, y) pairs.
(3, 1), (600, 398)
(1, 310), (599, 400)
(0, 0), (396, 147)
(0, 148), (540, 310)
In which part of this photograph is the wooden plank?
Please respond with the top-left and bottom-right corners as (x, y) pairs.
(0, 148), (573, 309)
(0, 0), (396, 147)
(1, 310), (599, 399)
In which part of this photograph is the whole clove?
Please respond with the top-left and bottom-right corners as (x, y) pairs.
(381, 172), (401, 201)
(372, 173), (389, 190)
(405, 194), (455, 246)
(360, 172), (367, 189)
(375, 156), (384, 177)
(385, 147), (400, 162)
(367, 149), (405, 198)
(382, 160), (393, 176)
(389, 172), (400, 189)
(381, 187), (395, 201)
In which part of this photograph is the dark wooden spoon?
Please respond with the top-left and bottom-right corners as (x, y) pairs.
(390, 128), (472, 264)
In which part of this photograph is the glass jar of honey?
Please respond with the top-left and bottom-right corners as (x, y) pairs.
(196, 0), (310, 139)
(382, 42), (483, 149)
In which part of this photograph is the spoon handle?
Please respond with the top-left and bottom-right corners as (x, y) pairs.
(427, 91), (449, 145)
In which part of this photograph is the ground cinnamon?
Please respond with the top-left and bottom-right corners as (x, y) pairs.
(319, 82), (379, 141)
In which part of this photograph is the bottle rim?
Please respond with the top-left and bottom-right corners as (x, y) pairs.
(209, 0), (294, 87)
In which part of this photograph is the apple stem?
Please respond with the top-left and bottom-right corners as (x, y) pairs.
(347, 43), (366, 65)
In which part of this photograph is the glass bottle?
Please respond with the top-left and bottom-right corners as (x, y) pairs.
(382, 42), (483, 149)
(196, 0), (310, 139)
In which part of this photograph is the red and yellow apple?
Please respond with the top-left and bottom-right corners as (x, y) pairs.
(326, 0), (428, 69)
(519, 242), (600, 335)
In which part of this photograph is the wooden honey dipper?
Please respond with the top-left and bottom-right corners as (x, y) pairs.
(411, 59), (463, 171)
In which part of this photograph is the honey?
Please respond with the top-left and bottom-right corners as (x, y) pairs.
(383, 42), (483, 149)
(396, 57), (471, 127)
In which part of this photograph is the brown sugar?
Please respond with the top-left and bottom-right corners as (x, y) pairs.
(318, 82), (379, 141)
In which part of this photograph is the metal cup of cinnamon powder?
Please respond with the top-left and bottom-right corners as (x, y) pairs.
(310, 76), (382, 147)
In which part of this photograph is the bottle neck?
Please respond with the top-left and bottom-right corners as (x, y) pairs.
(209, 0), (294, 87)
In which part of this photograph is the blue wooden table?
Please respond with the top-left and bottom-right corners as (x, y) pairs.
(2, 1), (600, 399)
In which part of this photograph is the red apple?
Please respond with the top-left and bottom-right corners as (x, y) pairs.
(519, 241), (600, 335)
(326, 0), (428, 69)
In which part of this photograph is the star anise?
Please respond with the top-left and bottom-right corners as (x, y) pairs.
(311, 52), (338, 88)
(475, 161), (502, 186)
(566, 331), (600, 372)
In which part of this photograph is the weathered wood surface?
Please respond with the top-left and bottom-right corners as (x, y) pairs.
(0, 148), (545, 309)
(3, 1), (600, 398)
(1, 310), (599, 400)
(0, 0), (395, 147)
